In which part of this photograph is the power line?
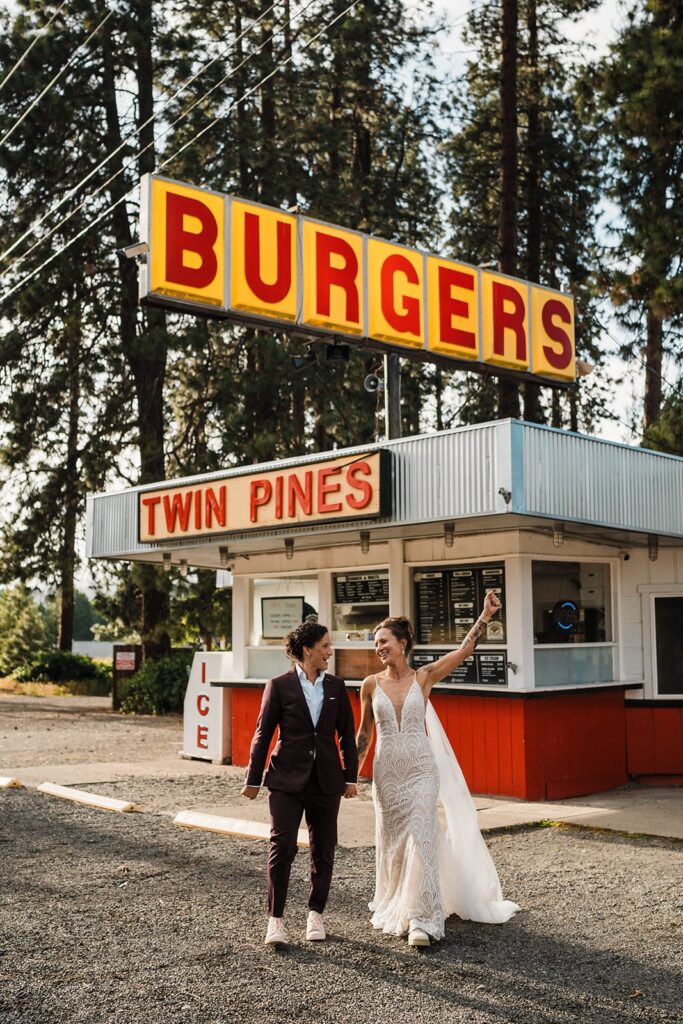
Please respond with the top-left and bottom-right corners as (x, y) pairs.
(592, 313), (683, 403)
(0, 0), (281, 267)
(0, 8), (114, 149)
(0, 0), (360, 307)
(0, 0), (68, 95)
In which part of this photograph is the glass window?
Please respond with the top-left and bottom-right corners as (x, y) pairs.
(654, 596), (683, 695)
(332, 571), (389, 640)
(413, 564), (506, 645)
(252, 577), (319, 645)
(532, 561), (611, 644)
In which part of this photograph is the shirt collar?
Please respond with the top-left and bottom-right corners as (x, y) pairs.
(295, 662), (326, 687)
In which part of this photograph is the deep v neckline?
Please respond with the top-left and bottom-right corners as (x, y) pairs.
(376, 676), (418, 732)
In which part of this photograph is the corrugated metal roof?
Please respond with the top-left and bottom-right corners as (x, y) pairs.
(86, 420), (683, 558)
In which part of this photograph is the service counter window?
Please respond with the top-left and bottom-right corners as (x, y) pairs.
(412, 563), (507, 686)
(331, 571), (389, 642)
(532, 560), (614, 686)
(248, 577), (319, 678)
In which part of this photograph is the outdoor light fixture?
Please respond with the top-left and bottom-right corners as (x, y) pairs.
(444, 522), (455, 548)
(219, 546), (229, 568)
(179, 558), (189, 577)
(284, 538), (294, 560)
(360, 531), (370, 554)
(117, 240), (149, 261)
(553, 523), (565, 547)
(162, 552), (172, 572)
(648, 534), (659, 562)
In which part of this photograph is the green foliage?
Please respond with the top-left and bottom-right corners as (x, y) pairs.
(13, 650), (111, 692)
(118, 652), (192, 716)
(0, 586), (47, 676)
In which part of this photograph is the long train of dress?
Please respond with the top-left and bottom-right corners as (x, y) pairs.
(370, 678), (520, 939)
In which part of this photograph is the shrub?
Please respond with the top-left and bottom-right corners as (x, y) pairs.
(118, 652), (191, 715)
(13, 650), (111, 693)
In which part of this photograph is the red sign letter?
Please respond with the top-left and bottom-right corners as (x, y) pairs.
(197, 693), (210, 717)
(438, 266), (476, 349)
(346, 462), (373, 510)
(315, 232), (360, 321)
(205, 486), (227, 528)
(250, 479), (272, 522)
(288, 472), (313, 517)
(197, 725), (209, 749)
(542, 299), (572, 370)
(244, 212), (292, 304)
(492, 282), (526, 361)
(165, 192), (218, 289)
(380, 254), (421, 335)
(141, 495), (161, 536)
(163, 492), (193, 533)
(317, 467), (343, 514)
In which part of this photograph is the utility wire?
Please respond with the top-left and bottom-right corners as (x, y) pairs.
(1, 0), (321, 277)
(592, 313), (683, 403)
(0, 0), (359, 306)
(0, 7), (113, 148)
(0, 0), (280, 267)
(0, 0), (68, 95)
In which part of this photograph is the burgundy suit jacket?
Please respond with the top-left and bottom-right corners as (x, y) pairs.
(245, 669), (358, 795)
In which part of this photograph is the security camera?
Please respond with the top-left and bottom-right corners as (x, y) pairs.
(619, 550), (630, 561)
(364, 373), (385, 393)
(117, 240), (150, 260)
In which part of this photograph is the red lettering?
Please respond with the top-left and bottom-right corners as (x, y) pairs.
(194, 490), (202, 530)
(492, 282), (526, 361)
(346, 462), (373, 509)
(197, 693), (210, 716)
(541, 299), (572, 370)
(287, 471), (313, 517)
(244, 212), (292, 304)
(165, 192), (218, 289)
(317, 467), (343, 514)
(315, 232), (360, 322)
(438, 266), (476, 349)
(201, 661), (206, 684)
(250, 479), (272, 522)
(163, 491), (193, 533)
(275, 476), (284, 519)
(380, 254), (420, 335)
(197, 725), (209, 749)
(141, 495), (161, 536)
(205, 486), (227, 528)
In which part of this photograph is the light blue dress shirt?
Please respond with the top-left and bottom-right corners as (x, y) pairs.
(295, 662), (326, 726)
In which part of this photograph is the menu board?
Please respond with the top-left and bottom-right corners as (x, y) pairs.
(334, 572), (389, 604)
(261, 597), (304, 639)
(412, 649), (507, 687)
(414, 563), (506, 645)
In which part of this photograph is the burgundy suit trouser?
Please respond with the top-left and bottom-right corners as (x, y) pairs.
(267, 766), (342, 918)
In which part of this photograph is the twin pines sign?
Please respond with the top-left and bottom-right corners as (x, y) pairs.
(139, 174), (576, 384)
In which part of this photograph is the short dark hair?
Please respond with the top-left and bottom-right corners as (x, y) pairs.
(373, 616), (415, 655)
(284, 621), (329, 662)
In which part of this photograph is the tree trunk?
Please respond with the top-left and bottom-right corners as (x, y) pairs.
(643, 311), (663, 429)
(523, 0), (543, 423)
(57, 310), (81, 651)
(497, 0), (521, 419)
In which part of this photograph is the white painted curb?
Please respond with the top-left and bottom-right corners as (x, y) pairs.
(37, 782), (136, 813)
(0, 776), (23, 788)
(173, 810), (309, 847)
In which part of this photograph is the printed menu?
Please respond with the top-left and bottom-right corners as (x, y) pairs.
(413, 563), (506, 644)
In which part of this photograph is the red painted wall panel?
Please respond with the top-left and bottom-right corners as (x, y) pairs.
(626, 706), (683, 776)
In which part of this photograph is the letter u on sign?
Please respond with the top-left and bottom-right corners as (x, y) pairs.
(230, 200), (297, 321)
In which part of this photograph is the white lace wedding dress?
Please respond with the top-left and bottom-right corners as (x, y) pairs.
(369, 677), (520, 940)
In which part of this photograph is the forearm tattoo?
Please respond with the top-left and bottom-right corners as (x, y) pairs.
(356, 732), (369, 761)
(460, 615), (488, 651)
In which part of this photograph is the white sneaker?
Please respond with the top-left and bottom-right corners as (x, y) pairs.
(306, 910), (326, 941)
(408, 927), (430, 947)
(265, 917), (289, 947)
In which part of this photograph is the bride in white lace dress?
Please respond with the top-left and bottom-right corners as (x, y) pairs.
(356, 593), (520, 946)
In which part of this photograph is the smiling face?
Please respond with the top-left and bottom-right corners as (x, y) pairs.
(374, 627), (405, 668)
(303, 632), (333, 675)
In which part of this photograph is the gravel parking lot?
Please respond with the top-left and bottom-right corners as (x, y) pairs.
(2, 785), (682, 1024)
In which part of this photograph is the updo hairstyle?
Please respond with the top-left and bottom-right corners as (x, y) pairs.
(284, 621), (329, 662)
(373, 616), (415, 655)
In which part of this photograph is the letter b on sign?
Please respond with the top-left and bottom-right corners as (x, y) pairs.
(150, 178), (224, 307)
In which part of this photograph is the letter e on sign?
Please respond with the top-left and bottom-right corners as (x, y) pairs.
(150, 178), (224, 307)
(531, 286), (575, 381)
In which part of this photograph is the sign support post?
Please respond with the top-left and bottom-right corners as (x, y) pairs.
(384, 352), (402, 440)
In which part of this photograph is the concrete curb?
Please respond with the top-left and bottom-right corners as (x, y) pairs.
(0, 776), (23, 788)
(173, 810), (309, 846)
(37, 782), (137, 813)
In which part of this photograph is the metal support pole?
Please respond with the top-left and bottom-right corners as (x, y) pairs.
(384, 352), (401, 440)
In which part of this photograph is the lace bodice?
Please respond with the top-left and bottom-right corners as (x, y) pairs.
(372, 677), (427, 738)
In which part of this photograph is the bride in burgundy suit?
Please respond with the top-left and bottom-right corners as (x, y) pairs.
(242, 622), (358, 947)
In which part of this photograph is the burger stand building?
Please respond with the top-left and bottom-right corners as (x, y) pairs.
(86, 175), (683, 802)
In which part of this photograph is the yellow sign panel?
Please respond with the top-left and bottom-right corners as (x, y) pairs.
(427, 257), (479, 360)
(531, 287), (575, 381)
(138, 452), (386, 541)
(141, 174), (576, 383)
(367, 239), (424, 349)
(230, 200), (297, 321)
(301, 221), (364, 335)
(481, 272), (530, 372)
(149, 178), (224, 307)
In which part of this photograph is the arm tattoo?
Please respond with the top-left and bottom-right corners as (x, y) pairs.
(460, 615), (488, 651)
(356, 733), (369, 760)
